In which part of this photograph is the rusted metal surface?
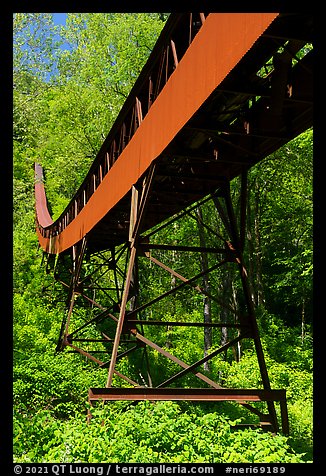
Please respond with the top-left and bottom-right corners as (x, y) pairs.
(34, 164), (53, 228)
(88, 387), (286, 402)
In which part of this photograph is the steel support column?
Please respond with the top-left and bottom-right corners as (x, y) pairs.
(221, 179), (279, 433)
(106, 164), (156, 387)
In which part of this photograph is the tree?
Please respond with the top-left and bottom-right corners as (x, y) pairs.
(37, 13), (167, 209)
(13, 13), (60, 145)
(196, 207), (212, 370)
(245, 129), (313, 330)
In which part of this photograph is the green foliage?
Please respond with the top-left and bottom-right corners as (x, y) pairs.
(209, 345), (313, 461)
(36, 13), (167, 203)
(14, 402), (307, 463)
(13, 352), (103, 418)
(246, 129), (313, 325)
(259, 312), (313, 371)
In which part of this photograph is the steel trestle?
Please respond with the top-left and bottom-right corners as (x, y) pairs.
(35, 12), (313, 435)
(50, 174), (288, 434)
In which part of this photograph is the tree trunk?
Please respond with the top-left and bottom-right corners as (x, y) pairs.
(231, 280), (241, 362)
(196, 207), (212, 371)
(166, 253), (176, 349)
(253, 186), (265, 308)
(246, 178), (265, 308)
(220, 268), (232, 360)
(301, 298), (305, 344)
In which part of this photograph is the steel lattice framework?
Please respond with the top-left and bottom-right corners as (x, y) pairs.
(34, 13), (313, 434)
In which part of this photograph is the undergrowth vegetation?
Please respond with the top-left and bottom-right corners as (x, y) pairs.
(13, 301), (313, 463)
(14, 400), (308, 463)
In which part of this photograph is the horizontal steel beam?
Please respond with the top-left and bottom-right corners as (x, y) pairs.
(138, 243), (227, 253)
(88, 387), (286, 402)
(126, 319), (246, 328)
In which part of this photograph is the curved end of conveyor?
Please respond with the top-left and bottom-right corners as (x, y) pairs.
(35, 162), (86, 255)
(35, 163), (53, 228)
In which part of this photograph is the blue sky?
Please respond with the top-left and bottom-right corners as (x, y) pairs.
(52, 13), (67, 25)
(52, 13), (70, 52)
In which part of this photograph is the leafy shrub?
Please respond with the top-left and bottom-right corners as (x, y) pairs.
(288, 401), (313, 460)
(13, 352), (104, 417)
(13, 401), (308, 463)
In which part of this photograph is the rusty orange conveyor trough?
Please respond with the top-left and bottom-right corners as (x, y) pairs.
(35, 13), (312, 255)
